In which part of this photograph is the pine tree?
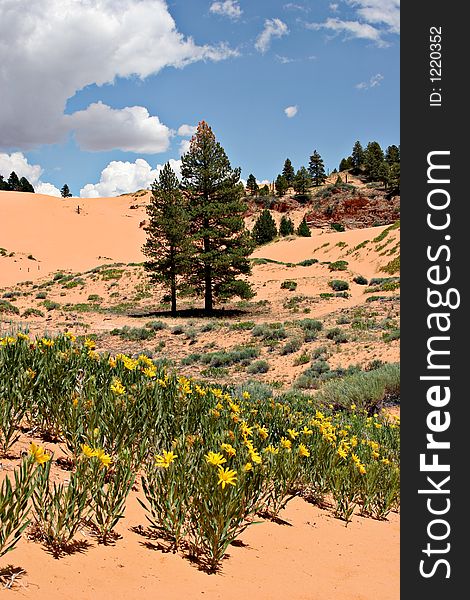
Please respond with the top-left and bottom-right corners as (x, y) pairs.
(142, 163), (192, 315)
(282, 158), (295, 186)
(0, 175), (8, 191)
(308, 150), (326, 186)
(275, 174), (289, 197)
(339, 157), (353, 172)
(364, 142), (385, 181)
(19, 177), (34, 193)
(385, 144), (400, 166)
(389, 162), (400, 194)
(246, 174), (259, 195)
(351, 141), (364, 172)
(279, 215), (294, 236)
(180, 121), (254, 313)
(61, 184), (72, 198)
(296, 216), (311, 237)
(378, 162), (390, 189)
(259, 185), (270, 197)
(7, 171), (20, 191)
(293, 167), (312, 195)
(252, 209), (278, 245)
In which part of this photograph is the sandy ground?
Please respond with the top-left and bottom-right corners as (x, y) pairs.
(0, 190), (400, 598)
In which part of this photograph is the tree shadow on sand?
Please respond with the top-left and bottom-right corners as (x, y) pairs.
(128, 307), (247, 320)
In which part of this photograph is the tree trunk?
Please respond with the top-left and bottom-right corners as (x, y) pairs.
(203, 230), (212, 313)
(171, 276), (177, 316)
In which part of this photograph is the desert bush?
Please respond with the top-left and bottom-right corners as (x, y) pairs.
(325, 328), (349, 344)
(280, 280), (297, 291)
(0, 300), (20, 314)
(247, 360), (270, 374)
(382, 329), (400, 342)
(22, 307), (45, 318)
(297, 258), (318, 267)
(252, 323), (287, 341)
(280, 338), (303, 356)
(353, 275), (368, 285)
(328, 280), (349, 292)
(328, 260), (348, 271)
(110, 326), (156, 341)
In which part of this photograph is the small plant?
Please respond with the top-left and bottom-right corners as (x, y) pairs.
(326, 328), (349, 344)
(280, 280), (297, 291)
(330, 223), (345, 232)
(293, 353), (310, 366)
(42, 299), (60, 311)
(35, 291), (47, 299)
(328, 260), (348, 271)
(328, 280), (349, 292)
(247, 360), (270, 374)
(280, 338), (302, 356)
(382, 329), (400, 342)
(297, 258), (318, 267)
(0, 300), (20, 315)
(353, 275), (368, 285)
(22, 307), (45, 318)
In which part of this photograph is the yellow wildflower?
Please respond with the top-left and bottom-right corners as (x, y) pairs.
(17, 332), (29, 341)
(64, 331), (76, 342)
(302, 426), (313, 436)
(280, 437), (292, 450)
(381, 458), (391, 465)
(264, 444), (279, 455)
(95, 449), (112, 468)
(337, 446), (348, 459)
(211, 387), (223, 399)
(257, 425), (269, 440)
(229, 401), (240, 413)
(26, 368), (36, 379)
(240, 421), (253, 437)
(29, 442), (51, 465)
(84, 338), (95, 350)
(82, 444), (97, 458)
(288, 428), (299, 440)
(357, 463), (366, 475)
(108, 357), (117, 368)
(41, 338), (54, 347)
(205, 451), (227, 467)
(298, 443), (310, 458)
(110, 378), (125, 395)
(249, 450), (262, 464)
(350, 403), (357, 411)
(217, 467), (237, 489)
(243, 462), (253, 472)
(155, 450), (178, 468)
(242, 391), (251, 400)
(221, 443), (236, 457)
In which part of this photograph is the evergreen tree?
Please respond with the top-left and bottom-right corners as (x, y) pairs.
(378, 162), (390, 189)
(259, 185), (270, 196)
(252, 209), (278, 245)
(364, 141), (385, 181)
(246, 174), (259, 195)
(142, 163), (192, 315)
(296, 216), (311, 237)
(275, 174), (289, 197)
(339, 157), (353, 172)
(60, 184), (72, 198)
(7, 171), (20, 191)
(293, 167), (312, 195)
(180, 121), (254, 313)
(279, 215), (294, 236)
(282, 158), (295, 186)
(385, 144), (400, 166)
(0, 175), (10, 190)
(308, 150), (326, 186)
(389, 162), (400, 194)
(351, 141), (364, 172)
(19, 177), (34, 193)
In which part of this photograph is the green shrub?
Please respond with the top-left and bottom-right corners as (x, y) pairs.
(330, 223), (345, 232)
(293, 353), (310, 366)
(280, 338), (302, 355)
(297, 258), (318, 267)
(353, 275), (368, 285)
(247, 360), (270, 374)
(328, 260), (348, 271)
(35, 292), (47, 300)
(145, 320), (168, 331)
(22, 308), (45, 318)
(381, 255), (400, 275)
(280, 280), (297, 291)
(110, 326), (156, 341)
(229, 321), (255, 331)
(42, 300), (60, 311)
(326, 328), (349, 344)
(252, 323), (287, 341)
(382, 329), (400, 342)
(328, 280), (349, 292)
(0, 300), (20, 315)
(320, 292), (334, 299)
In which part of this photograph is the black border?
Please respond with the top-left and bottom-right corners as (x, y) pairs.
(401, 2), (466, 595)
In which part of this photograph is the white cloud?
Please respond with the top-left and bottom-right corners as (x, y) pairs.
(79, 158), (182, 198)
(210, 1), (242, 19)
(177, 124), (198, 137)
(306, 18), (386, 46)
(284, 105), (298, 118)
(347, 1), (400, 34)
(36, 182), (62, 197)
(65, 102), (173, 153)
(283, 3), (309, 11)
(0, 151), (61, 195)
(356, 73), (384, 89)
(306, 0), (399, 46)
(255, 19), (289, 54)
(0, 0), (238, 151)
(276, 55), (295, 64)
(179, 139), (191, 156)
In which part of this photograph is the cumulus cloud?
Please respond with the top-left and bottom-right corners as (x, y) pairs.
(179, 139), (191, 156)
(0, 0), (238, 151)
(65, 103), (173, 153)
(283, 3), (309, 11)
(284, 105), (298, 118)
(306, 0), (399, 46)
(177, 124), (198, 137)
(356, 73), (384, 89)
(0, 151), (61, 196)
(210, 1), (242, 19)
(79, 158), (182, 198)
(255, 19), (289, 54)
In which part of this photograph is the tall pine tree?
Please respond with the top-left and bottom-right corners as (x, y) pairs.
(181, 121), (254, 313)
(142, 163), (192, 315)
(275, 174), (288, 197)
(293, 167), (312, 195)
(364, 141), (385, 181)
(252, 209), (278, 245)
(282, 159), (295, 186)
(351, 141), (364, 172)
(308, 150), (326, 186)
(61, 184), (72, 198)
(7, 172), (20, 191)
(19, 177), (34, 193)
(246, 174), (259, 195)
(279, 215), (294, 236)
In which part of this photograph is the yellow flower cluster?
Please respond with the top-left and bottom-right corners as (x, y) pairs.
(82, 444), (111, 468)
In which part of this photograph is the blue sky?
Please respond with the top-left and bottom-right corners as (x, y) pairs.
(0, 0), (399, 197)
